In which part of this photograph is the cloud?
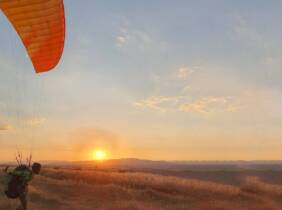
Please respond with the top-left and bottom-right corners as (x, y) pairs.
(134, 95), (242, 114)
(133, 64), (242, 114)
(0, 124), (13, 131)
(115, 26), (153, 51)
(116, 35), (127, 47)
(25, 117), (46, 127)
(115, 27), (129, 47)
(179, 96), (240, 114)
(175, 66), (199, 80)
(264, 57), (274, 65)
(181, 85), (191, 93)
(133, 96), (185, 112)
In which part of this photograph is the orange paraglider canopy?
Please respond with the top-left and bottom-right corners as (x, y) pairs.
(0, 0), (65, 73)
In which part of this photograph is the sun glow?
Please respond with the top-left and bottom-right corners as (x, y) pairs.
(93, 150), (107, 160)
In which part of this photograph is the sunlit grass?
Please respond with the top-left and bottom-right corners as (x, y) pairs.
(1, 167), (282, 210)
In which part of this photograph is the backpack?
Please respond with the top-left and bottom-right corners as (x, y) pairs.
(4, 165), (31, 199)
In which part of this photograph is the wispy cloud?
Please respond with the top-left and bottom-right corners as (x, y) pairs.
(25, 117), (46, 127)
(116, 35), (127, 47)
(115, 25), (153, 51)
(175, 66), (199, 80)
(134, 95), (242, 114)
(0, 124), (13, 131)
(179, 96), (240, 114)
(115, 27), (128, 48)
(133, 62), (245, 114)
(133, 96), (185, 112)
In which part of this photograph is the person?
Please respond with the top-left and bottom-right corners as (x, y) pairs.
(3, 162), (41, 210)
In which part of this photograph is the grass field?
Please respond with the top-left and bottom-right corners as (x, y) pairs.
(1, 166), (282, 210)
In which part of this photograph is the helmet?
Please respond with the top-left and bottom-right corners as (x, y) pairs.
(32, 163), (41, 174)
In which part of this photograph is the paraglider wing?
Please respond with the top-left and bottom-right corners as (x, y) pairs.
(0, 0), (65, 73)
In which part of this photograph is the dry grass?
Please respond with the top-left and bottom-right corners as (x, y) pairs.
(1, 167), (282, 210)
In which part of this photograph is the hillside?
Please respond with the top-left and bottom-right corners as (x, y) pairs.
(1, 167), (282, 210)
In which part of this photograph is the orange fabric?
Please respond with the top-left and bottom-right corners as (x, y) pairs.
(0, 0), (65, 73)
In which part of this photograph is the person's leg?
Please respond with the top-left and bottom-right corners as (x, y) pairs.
(19, 192), (27, 210)
(16, 206), (23, 210)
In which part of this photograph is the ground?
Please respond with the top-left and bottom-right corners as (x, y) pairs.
(1, 166), (282, 210)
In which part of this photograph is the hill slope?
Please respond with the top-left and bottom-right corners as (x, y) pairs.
(1, 167), (282, 210)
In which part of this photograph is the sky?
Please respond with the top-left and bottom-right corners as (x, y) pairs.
(1, 0), (282, 161)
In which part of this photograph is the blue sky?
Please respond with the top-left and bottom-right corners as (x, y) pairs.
(1, 0), (282, 161)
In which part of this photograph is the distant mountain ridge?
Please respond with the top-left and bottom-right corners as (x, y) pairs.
(33, 158), (282, 171)
(2, 158), (282, 171)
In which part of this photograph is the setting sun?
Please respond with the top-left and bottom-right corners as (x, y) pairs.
(93, 150), (107, 161)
